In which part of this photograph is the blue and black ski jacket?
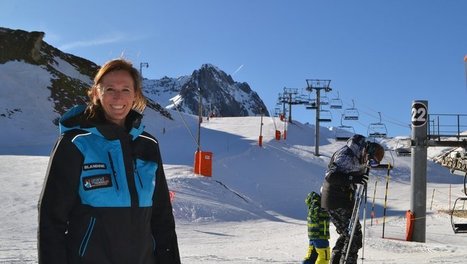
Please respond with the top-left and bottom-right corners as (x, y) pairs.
(38, 105), (180, 264)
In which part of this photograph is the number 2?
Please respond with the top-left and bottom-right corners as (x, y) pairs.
(411, 107), (426, 123)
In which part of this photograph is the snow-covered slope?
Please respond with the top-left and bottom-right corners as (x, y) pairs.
(0, 61), (58, 155)
(1, 113), (467, 263)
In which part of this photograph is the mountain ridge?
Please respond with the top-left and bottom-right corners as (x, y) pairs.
(0, 27), (269, 127)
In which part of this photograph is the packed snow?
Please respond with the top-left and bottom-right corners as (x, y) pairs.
(1, 105), (467, 263)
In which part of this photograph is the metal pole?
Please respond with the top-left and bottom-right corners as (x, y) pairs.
(197, 87), (202, 151)
(458, 115), (460, 139)
(288, 93), (293, 123)
(139, 62), (149, 79)
(259, 108), (264, 147)
(315, 89), (321, 156)
(411, 100), (428, 242)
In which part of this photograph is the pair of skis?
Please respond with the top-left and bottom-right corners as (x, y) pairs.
(341, 164), (370, 264)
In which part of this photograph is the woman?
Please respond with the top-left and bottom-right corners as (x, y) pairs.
(38, 59), (181, 263)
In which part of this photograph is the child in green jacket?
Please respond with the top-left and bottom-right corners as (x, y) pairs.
(303, 191), (330, 264)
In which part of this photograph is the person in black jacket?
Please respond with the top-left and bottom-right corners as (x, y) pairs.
(320, 134), (384, 264)
(38, 58), (181, 264)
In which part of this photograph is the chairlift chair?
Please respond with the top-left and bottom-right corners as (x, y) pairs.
(318, 109), (332, 123)
(320, 94), (330, 105)
(330, 91), (343, 109)
(306, 99), (318, 110)
(344, 99), (359, 120)
(451, 198), (467, 233)
(368, 112), (388, 138)
(273, 107), (281, 117)
(393, 137), (411, 157)
(451, 173), (467, 233)
(335, 114), (355, 141)
(298, 94), (310, 104)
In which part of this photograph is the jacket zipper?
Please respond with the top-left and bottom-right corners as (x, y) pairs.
(108, 152), (119, 190)
(79, 217), (96, 257)
(134, 160), (144, 189)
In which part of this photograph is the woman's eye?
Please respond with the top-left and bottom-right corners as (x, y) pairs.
(104, 88), (115, 94)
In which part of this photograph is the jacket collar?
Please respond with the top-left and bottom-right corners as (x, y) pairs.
(59, 105), (144, 140)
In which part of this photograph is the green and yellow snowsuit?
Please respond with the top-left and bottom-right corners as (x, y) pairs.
(303, 192), (330, 264)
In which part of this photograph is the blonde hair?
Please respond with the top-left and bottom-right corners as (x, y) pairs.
(86, 59), (146, 117)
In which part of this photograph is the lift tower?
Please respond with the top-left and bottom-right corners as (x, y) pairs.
(279, 87), (304, 123)
(306, 79), (332, 156)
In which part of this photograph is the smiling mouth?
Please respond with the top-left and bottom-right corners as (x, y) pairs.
(111, 105), (125, 110)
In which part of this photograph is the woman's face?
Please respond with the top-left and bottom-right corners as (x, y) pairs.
(98, 70), (135, 126)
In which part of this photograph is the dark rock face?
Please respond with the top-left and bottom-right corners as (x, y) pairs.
(176, 64), (269, 117)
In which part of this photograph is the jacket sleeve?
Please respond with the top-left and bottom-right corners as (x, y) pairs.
(324, 161), (352, 185)
(151, 144), (181, 264)
(38, 135), (83, 263)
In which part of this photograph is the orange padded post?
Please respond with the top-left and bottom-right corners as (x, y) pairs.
(194, 150), (213, 177)
(275, 130), (281, 140)
(405, 210), (415, 241)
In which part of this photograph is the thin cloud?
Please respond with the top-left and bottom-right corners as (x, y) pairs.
(232, 64), (244, 76)
(58, 33), (126, 51)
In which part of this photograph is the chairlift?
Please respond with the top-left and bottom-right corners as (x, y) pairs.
(335, 114), (355, 141)
(320, 94), (330, 105)
(368, 112), (388, 138)
(451, 173), (467, 233)
(394, 137), (411, 157)
(330, 91), (343, 109)
(344, 99), (359, 120)
(298, 94), (310, 104)
(318, 109), (332, 123)
(299, 90), (312, 104)
(273, 107), (281, 117)
(306, 99), (318, 110)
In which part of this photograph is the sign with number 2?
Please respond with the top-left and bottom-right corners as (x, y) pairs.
(411, 102), (427, 127)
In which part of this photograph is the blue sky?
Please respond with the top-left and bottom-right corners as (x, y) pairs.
(2, 0), (467, 137)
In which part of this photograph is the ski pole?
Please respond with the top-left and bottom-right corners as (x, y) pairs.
(361, 183), (368, 263)
(381, 163), (391, 238)
(343, 184), (365, 264)
(370, 180), (378, 226)
(343, 161), (371, 264)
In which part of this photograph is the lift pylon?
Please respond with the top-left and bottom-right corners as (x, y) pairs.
(306, 79), (332, 156)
